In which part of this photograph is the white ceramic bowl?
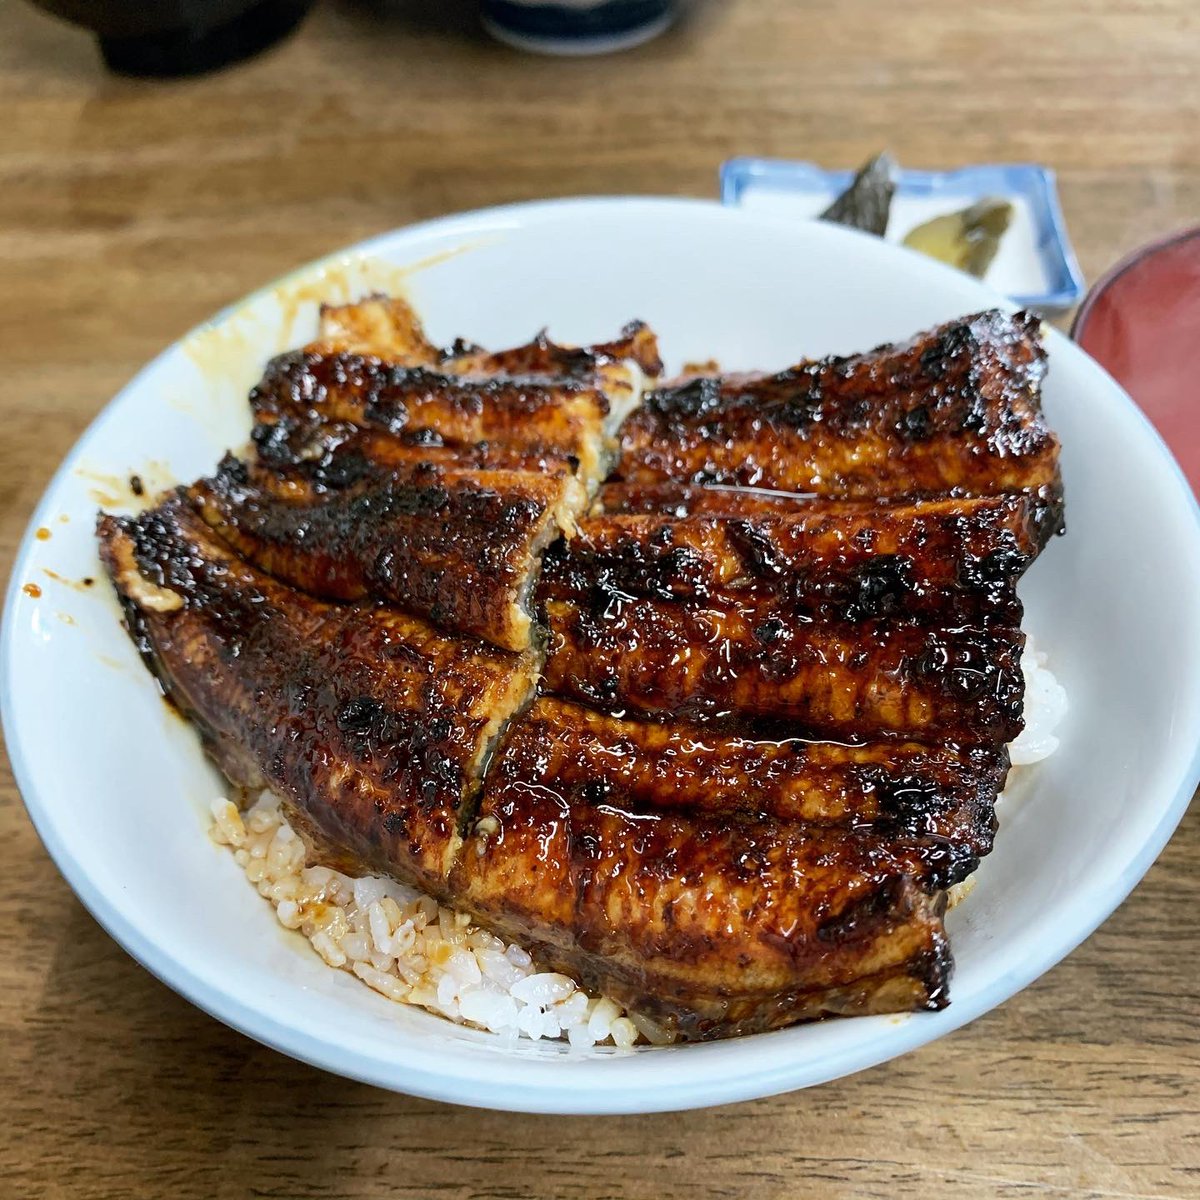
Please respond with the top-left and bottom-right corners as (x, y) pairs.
(5, 198), (1200, 1114)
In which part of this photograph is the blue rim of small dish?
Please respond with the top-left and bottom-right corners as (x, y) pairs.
(720, 157), (1086, 312)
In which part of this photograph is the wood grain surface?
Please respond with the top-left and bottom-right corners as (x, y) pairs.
(2, 2), (1198, 1197)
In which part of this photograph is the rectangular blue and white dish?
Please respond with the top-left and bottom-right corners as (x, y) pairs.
(721, 158), (1085, 312)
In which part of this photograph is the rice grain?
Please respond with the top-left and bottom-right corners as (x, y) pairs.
(210, 793), (659, 1049)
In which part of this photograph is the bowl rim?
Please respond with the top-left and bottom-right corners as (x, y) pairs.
(5, 195), (1200, 1114)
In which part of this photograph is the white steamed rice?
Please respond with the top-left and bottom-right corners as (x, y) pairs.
(210, 642), (1066, 1045)
(1008, 638), (1069, 766)
(209, 792), (670, 1049)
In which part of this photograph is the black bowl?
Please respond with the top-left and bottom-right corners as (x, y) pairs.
(27, 0), (316, 76)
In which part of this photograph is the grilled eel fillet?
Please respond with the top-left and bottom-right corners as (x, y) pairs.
(99, 501), (542, 897)
(226, 308), (661, 649)
(314, 295), (442, 364)
(98, 302), (1060, 1039)
(460, 754), (953, 1038)
(316, 294), (662, 432)
(99, 506), (964, 1034)
(250, 355), (618, 493)
(473, 697), (1005, 860)
(317, 293), (662, 400)
(188, 454), (586, 652)
(615, 309), (1063, 547)
(538, 500), (1031, 744)
(253, 296), (663, 492)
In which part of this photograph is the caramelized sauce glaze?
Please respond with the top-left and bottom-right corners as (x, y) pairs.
(95, 301), (1063, 1039)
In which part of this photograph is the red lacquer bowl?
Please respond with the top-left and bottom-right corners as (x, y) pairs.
(1073, 227), (1200, 494)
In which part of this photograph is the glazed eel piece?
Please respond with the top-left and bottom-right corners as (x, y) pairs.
(257, 421), (591, 484)
(478, 697), (1004, 858)
(457, 707), (954, 1038)
(98, 500), (540, 898)
(314, 295), (443, 365)
(597, 480), (1033, 522)
(538, 503), (1029, 745)
(187, 453), (587, 652)
(439, 320), (662, 432)
(98, 502), (956, 1036)
(615, 310), (1063, 548)
(252, 298), (663, 492)
(316, 293), (664, 421)
(556, 497), (1039, 617)
(249, 353), (618, 493)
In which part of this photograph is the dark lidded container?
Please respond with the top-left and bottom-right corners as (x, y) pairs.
(27, 0), (315, 76)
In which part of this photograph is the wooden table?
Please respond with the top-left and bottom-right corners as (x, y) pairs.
(2, 2), (1198, 1196)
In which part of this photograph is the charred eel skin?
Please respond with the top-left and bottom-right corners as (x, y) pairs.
(249, 351), (614, 489)
(542, 595), (1025, 744)
(98, 501), (540, 899)
(457, 717), (955, 1039)
(537, 501), (1029, 745)
(615, 310), (1063, 547)
(188, 454), (585, 652)
(315, 293), (662, 387)
(97, 300), (1064, 1040)
(551, 497), (1038, 618)
(250, 315), (661, 494)
(483, 697), (1004, 857)
(97, 504), (958, 1035)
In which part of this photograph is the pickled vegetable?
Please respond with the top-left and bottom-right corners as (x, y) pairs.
(903, 198), (1014, 277)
